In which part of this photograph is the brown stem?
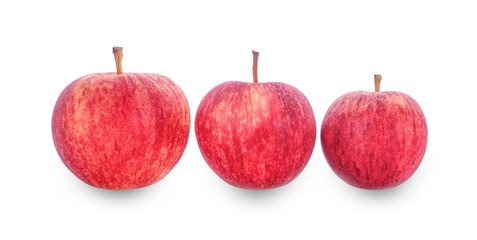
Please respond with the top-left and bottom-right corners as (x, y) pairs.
(252, 50), (259, 83)
(374, 74), (382, 92)
(113, 47), (124, 75)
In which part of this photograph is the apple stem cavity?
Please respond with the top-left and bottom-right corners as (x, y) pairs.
(113, 47), (124, 75)
(252, 50), (259, 83)
(374, 74), (382, 92)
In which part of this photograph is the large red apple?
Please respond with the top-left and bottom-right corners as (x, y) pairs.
(195, 51), (316, 190)
(52, 47), (190, 190)
(320, 75), (427, 190)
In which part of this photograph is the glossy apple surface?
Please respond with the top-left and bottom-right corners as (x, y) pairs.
(320, 75), (427, 190)
(52, 47), (190, 190)
(195, 51), (316, 190)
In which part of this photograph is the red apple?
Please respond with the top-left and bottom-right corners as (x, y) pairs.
(52, 47), (190, 190)
(320, 75), (427, 190)
(195, 51), (316, 190)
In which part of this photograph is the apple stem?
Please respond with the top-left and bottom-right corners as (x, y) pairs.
(113, 47), (124, 75)
(252, 50), (259, 83)
(374, 74), (382, 92)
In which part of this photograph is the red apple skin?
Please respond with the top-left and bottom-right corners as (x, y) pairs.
(195, 81), (316, 190)
(320, 91), (427, 190)
(52, 73), (190, 190)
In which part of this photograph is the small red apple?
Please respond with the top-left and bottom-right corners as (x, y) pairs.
(52, 47), (190, 190)
(195, 51), (316, 190)
(320, 75), (428, 190)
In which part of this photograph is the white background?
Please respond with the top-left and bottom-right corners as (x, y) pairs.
(1, 0), (476, 239)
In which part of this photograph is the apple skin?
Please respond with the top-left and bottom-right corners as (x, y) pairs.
(320, 90), (427, 190)
(52, 73), (190, 190)
(195, 81), (316, 190)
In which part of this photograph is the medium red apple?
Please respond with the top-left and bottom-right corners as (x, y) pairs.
(195, 51), (316, 190)
(320, 75), (427, 190)
(52, 47), (190, 190)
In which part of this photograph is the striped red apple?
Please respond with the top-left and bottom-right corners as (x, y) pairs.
(195, 51), (316, 190)
(52, 47), (190, 190)
(321, 75), (427, 190)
